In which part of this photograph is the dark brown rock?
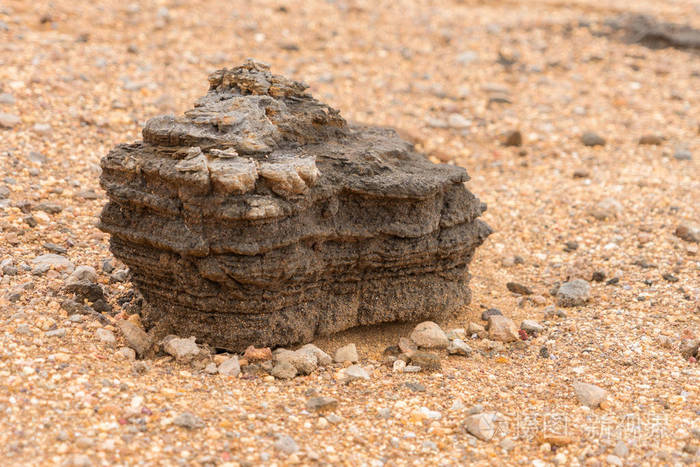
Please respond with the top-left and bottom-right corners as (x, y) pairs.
(98, 60), (491, 351)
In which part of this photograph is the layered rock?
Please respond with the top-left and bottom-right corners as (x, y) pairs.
(99, 60), (491, 351)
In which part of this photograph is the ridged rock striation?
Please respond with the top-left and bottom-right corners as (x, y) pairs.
(99, 60), (492, 351)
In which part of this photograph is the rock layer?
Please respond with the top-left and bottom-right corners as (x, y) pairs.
(99, 60), (491, 351)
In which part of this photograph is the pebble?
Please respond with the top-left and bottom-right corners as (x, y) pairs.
(447, 339), (473, 356)
(0, 112), (20, 128)
(573, 381), (608, 407)
(163, 336), (200, 362)
(468, 322), (486, 335)
(613, 440), (629, 458)
(276, 349), (317, 374)
(556, 279), (591, 307)
(117, 320), (152, 356)
(218, 356), (241, 377)
(306, 396), (338, 412)
(503, 129), (522, 147)
(271, 361), (297, 379)
(405, 381), (426, 392)
(481, 308), (502, 321)
(172, 412), (204, 429)
(299, 343), (331, 366)
(204, 362), (218, 374)
(243, 345), (272, 362)
(506, 281), (532, 295)
(65, 265), (98, 285)
(487, 315), (519, 342)
(446, 328), (466, 340)
(589, 197), (622, 220)
(520, 320), (544, 335)
(95, 328), (116, 345)
(342, 364), (370, 381)
(398, 336), (417, 355)
(447, 113), (471, 128)
(409, 321), (449, 349)
(581, 131), (606, 146)
(31, 254), (75, 274)
(675, 223), (700, 243)
(274, 435), (299, 455)
(110, 268), (129, 282)
(0, 93), (15, 105)
(333, 343), (358, 363)
(46, 328), (67, 338)
(464, 413), (499, 441)
(392, 359), (406, 372)
(673, 148), (692, 160)
(117, 347), (136, 361)
(639, 134), (663, 145)
(606, 455), (622, 466)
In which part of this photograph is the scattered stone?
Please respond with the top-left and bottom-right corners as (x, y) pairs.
(275, 349), (317, 374)
(117, 320), (152, 356)
(271, 361), (297, 379)
(589, 197), (622, 220)
(342, 364), (370, 381)
(591, 270), (606, 282)
(500, 437), (516, 451)
(520, 320), (544, 335)
(481, 308), (502, 321)
(243, 345), (272, 362)
(675, 223), (700, 243)
(405, 381), (426, 392)
(613, 440), (629, 458)
(539, 346), (550, 358)
(64, 265), (104, 302)
(0, 93), (15, 105)
(487, 315), (519, 342)
(31, 254), (75, 274)
(673, 148), (692, 161)
(398, 337), (417, 356)
(204, 362), (218, 374)
(680, 340), (699, 359)
(392, 359), (406, 373)
(95, 328), (116, 345)
(110, 268), (129, 282)
(34, 202), (63, 214)
(639, 134), (664, 145)
(506, 281), (532, 295)
(274, 435), (298, 455)
(468, 322), (486, 336)
(447, 113), (471, 129)
(299, 344), (331, 366)
(334, 343), (358, 363)
(581, 132), (606, 147)
(46, 328), (67, 338)
(409, 351), (442, 371)
(503, 130), (522, 147)
(218, 356), (241, 377)
(163, 336), (200, 362)
(446, 328), (466, 340)
(447, 339), (472, 356)
(662, 273), (678, 282)
(172, 412), (204, 429)
(0, 112), (20, 128)
(117, 347), (136, 361)
(573, 381), (608, 408)
(306, 396), (338, 412)
(556, 279), (591, 307)
(606, 455), (622, 466)
(464, 413), (500, 441)
(563, 241), (578, 252)
(410, 321), (449, 349)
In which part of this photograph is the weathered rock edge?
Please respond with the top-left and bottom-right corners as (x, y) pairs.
(99, 60), (492, 351)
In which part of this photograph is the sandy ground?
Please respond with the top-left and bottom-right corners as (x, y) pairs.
(0, 0), (699, 465)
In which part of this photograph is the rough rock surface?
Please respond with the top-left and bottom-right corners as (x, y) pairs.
(98, 60), (491, 351)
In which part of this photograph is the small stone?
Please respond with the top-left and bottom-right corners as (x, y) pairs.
(589, 197), (622, 220)
(95, 328), (116, 345)
(447, 113), (471, 129)
(218, 356), (241, 377)
(539, 347), (550, 359)
(65, 266), (98, 285)
(591, 270), (606, 282)
(613, 441), (629, 458)
(306, 396), (338, 412)
(172, 412), (204, 429)
(556, 279), (591, 307)
(392, 359), (406, 373)
(243, 345), (272, 362)
(405, 381), (426, 392)
(274, 435), (298, 455)
(481, 308), (502, 321)
(563, 241), (578, 252)
(581, 132), (605, 147)
(163, 336), (200, 362)
(204, 362), (218, 374)
(117, 320), (152, 356)
(503, 130), (522, 147)
(334, 343), (358, 363)
(276, 349), (317, 374)
(410, 321), (449, 349)
(0, 93), (15, 105)
(675, 223), (700, 243)
(447, 339), (472, 356)
(343, 364), (370, 381)
(606, 455), (622, 466)
(446, 328), (466, 340)
(110, 268), (129, 282)
(398, 337), (417, 356)
(679, 340), (699, 359)
(573, 381), (608, 408)
(639, 134), (663, 145)
(271, 361), (297, 379)
(506, 281), (532, 295)
(409, 351), (442, 371)
(500, 437), (516, 451)
(464, 413), (499, 441)
(487, 315), (519, 342)
(520, 320), (544, 335)
(0, 112), (20, 128)
(299, 344), (332, 366)
(117, 347), (136, 361)
(46, 328), (67, 338)
(468, 322), (486, 336)
(673, 148), (692, 161)
(31, 254), (75, 273)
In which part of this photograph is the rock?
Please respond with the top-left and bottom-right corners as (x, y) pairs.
(204, 362), (218, 374)
(447, 339), (472, 356)
(639, 134), (664, 145)
(398, 337), (417, 355)
(172, 412), (204, 429)
(405, 381), (426, 392)
(409, 351), (441, 371)
(31, 254), (75, 274)
(306, 396), (338, 412)
(506, 281), (532, 295)
(487, 315), (519, 342)
(299, 344), (331, 366)
(481, 308), (502, 321)
(581, 132), (605, 147)
(410, 321), (449, 349)
(64, 265), (104, 302)
(468, 322), (486, 336)
(613, 440), (629, 458)
(573, 381), (608, 407)
(275, 349), (317, 374)
(447, 113), (471, 129)
(334, 343), (358, 363)
(606, 455), (622, 466)
(117, 347), (136, 361)
(243, 345), (272, 362)
(392, 359), (406, 373)
(271, 361), (297, 379)
(589, 198), (622, 220)
(0, 112), (20, 128)
(500, 437), (516, 451)
(218, 356), (241, 376)
(163, 336), (200, 362)
(556, 279), (591, 307)
(0, 93), (15, 105)
(46, 328), (67, 338)
(673, 148), (692, 161)
(65, 266), (98, 285)
(503, 130), (522, 147)
(110, 268), (129, 282)
(680, 339), (699, 359)
(117, 320), (152, 356)
(95, 328), (116, 345)
(98, 60), (491, 351)
(675, 223), (700, 243)
(446, 328), (466, 340)
(520, 320), (544, 335)
(464, 413), (500, 441)
(274, 435), (298, 455)
(342, 364), (370, 381)
(0, 185), (10, 199)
